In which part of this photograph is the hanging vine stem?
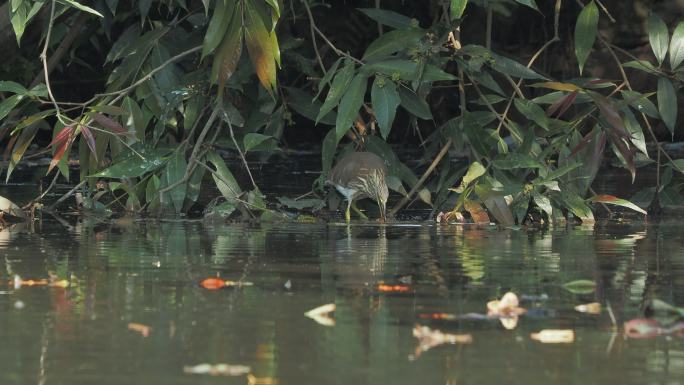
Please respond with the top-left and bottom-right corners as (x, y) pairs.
(225, 110), (259, 191)
(300, 0), (364, 66)
(41, 0), (67, 126)
(300, 0), (326, 74)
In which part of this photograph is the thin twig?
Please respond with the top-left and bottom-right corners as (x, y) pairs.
(22, 172), (59, 210)
(226, 114), (259, 191)
(301, 0), (326, 74)
(389, 138), (453, 217)
(41, 0), (65, 125)
(46, 180), (87, 211)
(301, 0), (363, 65)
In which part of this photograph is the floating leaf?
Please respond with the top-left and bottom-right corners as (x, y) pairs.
(589, 194), (647, 215)
(575, 302), (601, 314)
(574, 0), (598, 75)
(562, 279), (597, 294)
(371, 78), (400, 139)
(647, 14), (669, 66)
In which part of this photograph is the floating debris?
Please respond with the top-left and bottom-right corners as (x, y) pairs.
(248, 373), (279, 385)
(520, 293), (549, 302)
(412, 324), (472, 357)
(200, 278), (254, 290)
(377, 283), (411, 293)
(128, 322), (151, 337)
(418, 313), (458, 320)
(575, 302), (601, 314)
(11, 275), (72, 289)
(14, 300), (25, 309)
(530, 329), (575, 343)
(283, 280), (292, 290)
(624, 318), (684, 339)
(183, 363), (251, 376)
(487, 292), (526, 330)
(304, 303), (335, 326)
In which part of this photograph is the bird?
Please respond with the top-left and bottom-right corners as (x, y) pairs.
(327, 151), (389, 222)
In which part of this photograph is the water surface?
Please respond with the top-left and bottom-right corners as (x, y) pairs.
(0, 219), (683, 385)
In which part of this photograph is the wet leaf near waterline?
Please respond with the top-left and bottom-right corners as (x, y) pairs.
(589, 194), (647, 215)
(277, 197), (326, 211)
(575, 302), (601, 314)
(648, 299), (684, 317)
(0, 195), (25, 220)
(127, 322), (151, 337)
(183, 363), (251, 376)
(304, 303), (335, 327)
(562, 279), (597, 294)
(464, 200), (490, 223)
(412, 325), (472, 358)
(530, 329), (575, 343)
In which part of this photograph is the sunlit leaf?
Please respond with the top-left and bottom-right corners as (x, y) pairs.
(450, 0), (468, 21)
(533, 192), (553, 217)
(454, 161), (485, 193)
(647, 14), (669, 66)
(335, 73), (368, 141)
(531, 82), (581, 92)
(244, 0), (278, 95)
(669, 22), (684, 69)
(657, 77), (677, 137)
(371, 78), (400, 139)
(589, 194), (647, 215)
(357, 8), (413, 30)
(0, 195), (25, 218)
(59, 0), (104, 17)
(574, 0), (598, 75)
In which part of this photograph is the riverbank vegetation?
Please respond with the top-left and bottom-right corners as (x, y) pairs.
(1, 0), (683, 223)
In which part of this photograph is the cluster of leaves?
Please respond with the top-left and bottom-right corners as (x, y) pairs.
(0, 0), (683, 223)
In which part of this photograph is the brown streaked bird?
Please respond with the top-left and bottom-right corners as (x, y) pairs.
(327, 152), (389, 222)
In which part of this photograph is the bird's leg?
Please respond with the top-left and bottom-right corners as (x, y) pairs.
(351, 201), (368, 219)
(345, 200), (352, 222)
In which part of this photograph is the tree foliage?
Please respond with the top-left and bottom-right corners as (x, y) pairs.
(0, 0), (683, 223)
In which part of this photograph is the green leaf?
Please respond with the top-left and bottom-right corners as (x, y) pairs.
(210, 10), (243, 87)
(335, 73), (368, 141)
(574, 0), (598, 75)
(243, 133), (274, 152)
(588, 194), (647, 215)
(277, 197), (326, 211)
(397, 86), (432, 120)
(515, 0), (539, 12)
(58, 0), (104, 17)
(362, 29), (424, 61)
(482, 195), (515, 226)
(450, 0), (468, 21)
(0, 81), (28, 94)
(244, 0), (278, 95)
(669, 22), (684, 69)
(316, 60), (355, 123)
(647, 13), (669, 66)
(533, 192), (553, 217)
(492, 153), (544, 169)
(315, 57), (342, 99)
(620, 90), (659, 118)
(0, 94), (24, 121)
(286, 87), (336, 125)
(206, 151), (242, 202)
(92, 155), (165, 179)
(561, 191), (595, 223)
(364, 60), (456, 82)
(454, 162), (486, 193)
(357, 8), (413, 30)
(490, 52), (546, 80)
(202, 0), (234, 59)
(514, 99), (549, 130)
(6, 124), (39, 182)
(657, 77), (677, 137)
(321, 128), (338, 175)
(371, 78), (400, 139)
(162, 151), (188, 213)
(563, 279), (596, 294)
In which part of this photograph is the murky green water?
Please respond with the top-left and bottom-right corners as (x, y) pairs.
(1, 218), (683, 385)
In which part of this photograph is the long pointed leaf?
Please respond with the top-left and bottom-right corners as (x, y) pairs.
(335, 73), (368, 141)
(371, 78), (400, 139)
(574, 1), (598, 75)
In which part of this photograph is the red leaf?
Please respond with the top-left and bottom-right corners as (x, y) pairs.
(49, 124), (76, 147)
(48, 137), (71, 173)
(80, 125), (97, 160)
(91, 112), (126, 134)
(547, 90), (578, 118)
